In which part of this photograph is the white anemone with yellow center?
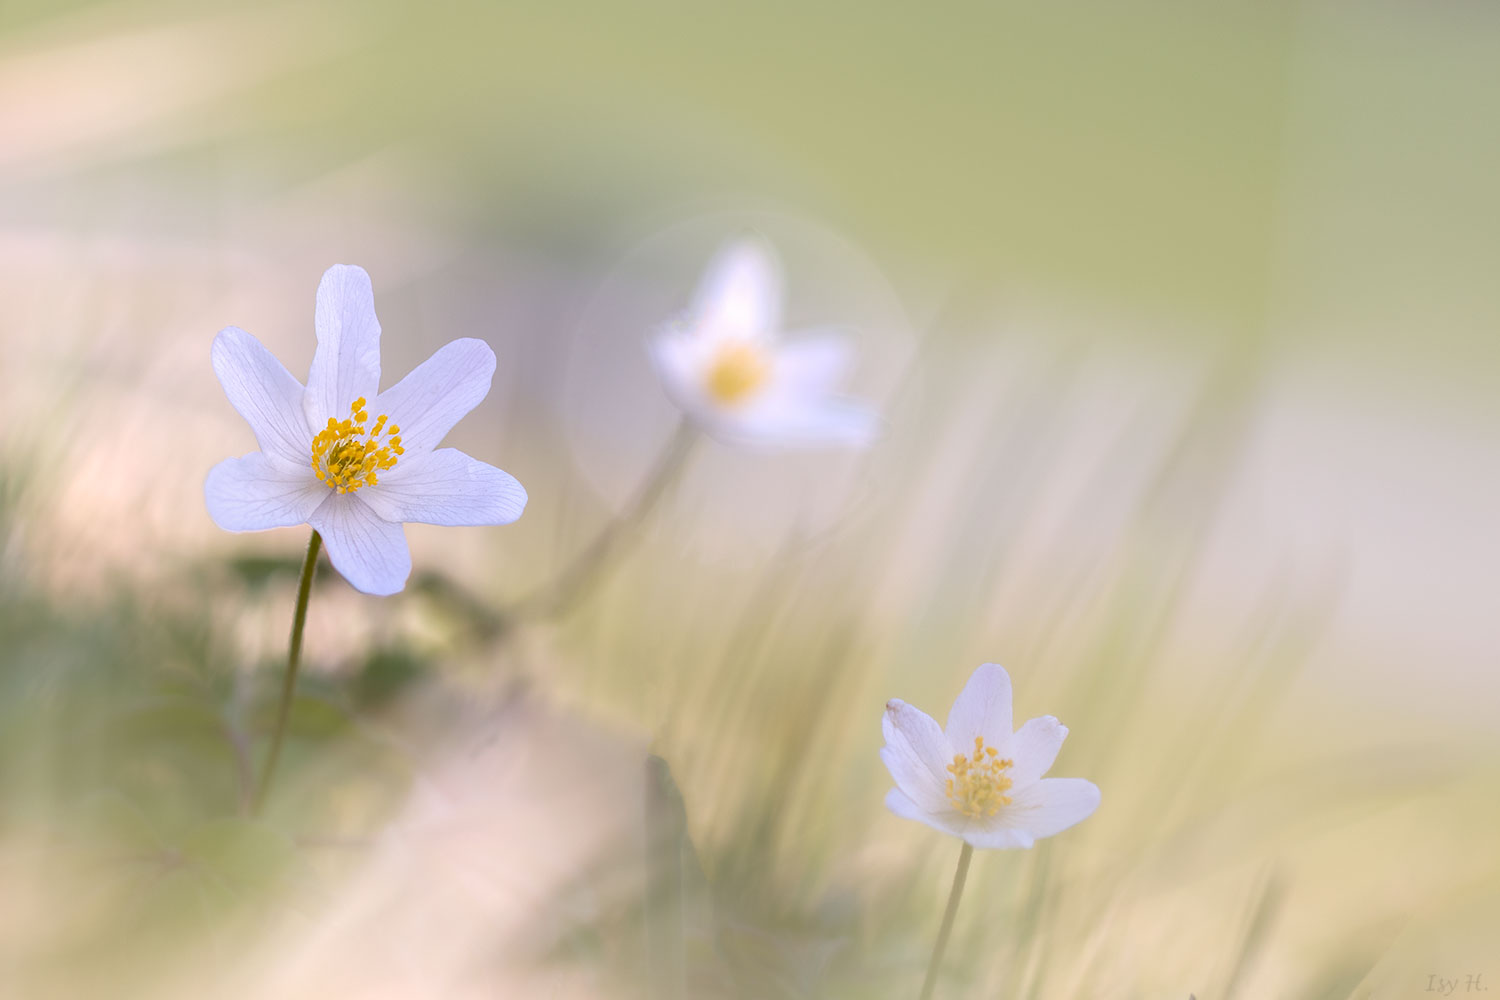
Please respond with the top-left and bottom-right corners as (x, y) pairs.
(204, 264), (527, 596)
(881, 663), (1100, 849)
(648, 238), (879, 449)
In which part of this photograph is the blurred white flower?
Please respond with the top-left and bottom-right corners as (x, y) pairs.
(205, 264), (527, 596)
(649, 238), (879, 449)
(882, 663), (1099, 848)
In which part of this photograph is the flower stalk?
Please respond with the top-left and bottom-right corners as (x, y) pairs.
(919, 841), (973, 1000)
(251, 529), (321, 816)
(509, 419), (696, 622)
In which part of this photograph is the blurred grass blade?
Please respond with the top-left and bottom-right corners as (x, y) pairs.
(644, 752), (699, 1000)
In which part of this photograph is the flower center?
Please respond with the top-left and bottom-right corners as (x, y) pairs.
(310, 397), (404, 494)
(945, 736), (1015, 818)
(704, 340), (770, 405)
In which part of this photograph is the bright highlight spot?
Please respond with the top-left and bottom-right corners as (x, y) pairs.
(704, 340), (769, 405)
(310, 397), (404, 494)
(945, 736), (1014, 818)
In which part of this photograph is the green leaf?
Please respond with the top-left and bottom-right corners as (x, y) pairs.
(249, 693), (352, 742)
(107, 696), (228, 744)
(351, 647), (426, 709)
(178, 818), (296, 895)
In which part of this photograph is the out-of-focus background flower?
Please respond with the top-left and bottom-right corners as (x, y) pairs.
(2, 2), (1497, 997)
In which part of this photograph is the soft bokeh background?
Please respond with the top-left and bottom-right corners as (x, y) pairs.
(2, 1), (1498, 997)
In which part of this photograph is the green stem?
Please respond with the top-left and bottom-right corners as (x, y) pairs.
(919, 841), (974, 1000)
(510, 419), (696, 622)
(251, 529), (321, 817)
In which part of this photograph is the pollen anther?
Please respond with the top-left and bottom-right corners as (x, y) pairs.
(705, 340), (770, 405)
(310, 399), (402, 494)
(944, 735), (1014, 818)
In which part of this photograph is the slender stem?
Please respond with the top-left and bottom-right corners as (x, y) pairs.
(510, 419), (696, 622)
(251, 529), (321, 817)
(919, 841), (974, 1000)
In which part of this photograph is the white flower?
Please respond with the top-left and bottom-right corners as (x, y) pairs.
(648, 238), (879, 449)
(204, 264), (527, 596)
(882, 663), (1100, 849)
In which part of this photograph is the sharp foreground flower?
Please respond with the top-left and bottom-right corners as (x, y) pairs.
(205, 264), (527, 596)
(882, 663), (1100, 848)
(648, 238), (879, 449)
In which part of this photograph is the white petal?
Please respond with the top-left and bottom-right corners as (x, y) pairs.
(945, 663), (1014, 751)
(647, 331), (704, 413)
(305, 264), (382, 427)
(652, 324), (878, 451)
(772, 334), (854, 397)
(204, 452), (325, 532)
(372, 339), (495, 456)
(884, 787), (927, 823)
(691, 238), (782, 340)
(211, 327), (312, 465)
(883, 787), (953, 833)
(884, 789), (1036, 849)
(1005, 716), (1068, 787)
(881, 699), (954, 812)
(723, 397), (880, 450)
(961, 825), (1037, 850)
(359, 448), (526, 526)
(1006, 778), (1100, 840)
(309, 493), (411, 596)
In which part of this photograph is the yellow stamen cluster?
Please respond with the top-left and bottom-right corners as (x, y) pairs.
(945, 736), (1015, 818)
(705, 340), (770, 405)
(310, 397), (404, 494)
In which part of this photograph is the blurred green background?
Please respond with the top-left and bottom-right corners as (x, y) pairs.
(1, 1), (1498, 997)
